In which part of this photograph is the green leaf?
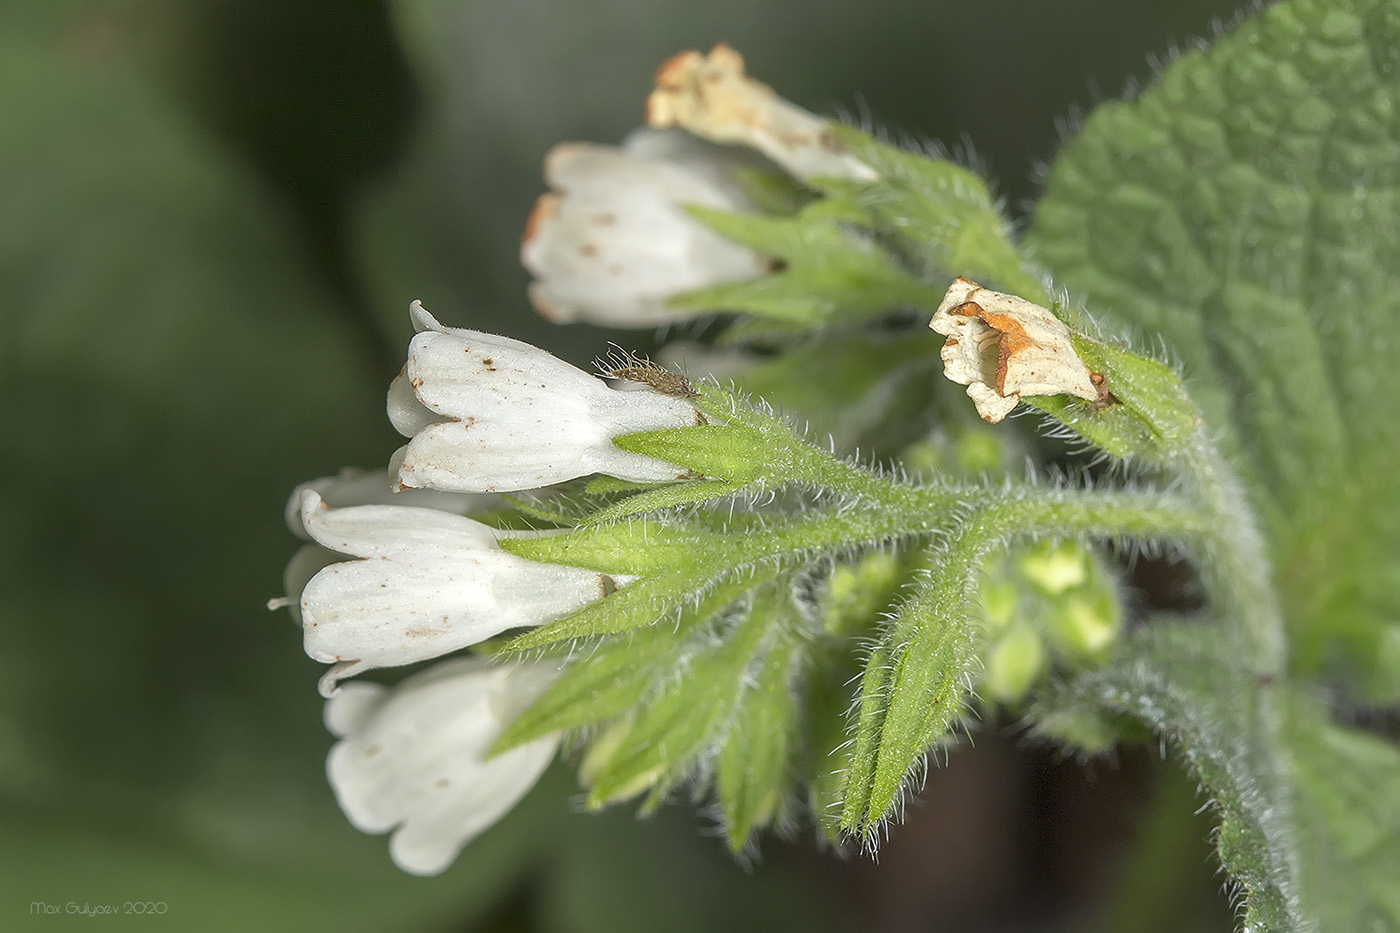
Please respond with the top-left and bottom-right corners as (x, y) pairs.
(1027, 0), (1400, 697)
(1288, 703), (1400, 930)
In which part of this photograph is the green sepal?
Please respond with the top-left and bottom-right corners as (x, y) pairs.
(715, 625), (800, 852)
(805, 553), (908, 840)
(582, 587), (781, 809)
(492, 583), (730, 752)
(817, 124), (1047, 303)
(499, 521), (712, 576)
(842, 548), (981, 833)
(611, 384), (841, 493)
(669, 202), (944, 325)
(1074, 335), (1200, 449)
(502, 569), (711, 651)
(612, 425), (770, 485)
(581, 481), (745, 525)
(584, 475), (659, 494)
(835, 641), (890, 835)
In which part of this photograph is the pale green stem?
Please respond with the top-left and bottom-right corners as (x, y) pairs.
(1175, 436), (1286, 673)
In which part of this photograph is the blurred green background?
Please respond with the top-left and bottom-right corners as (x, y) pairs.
(2, 1), (1245, 930)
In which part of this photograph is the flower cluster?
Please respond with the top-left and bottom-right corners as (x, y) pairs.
(273, 298), (717, 871)
(276, 43), (1113, 876)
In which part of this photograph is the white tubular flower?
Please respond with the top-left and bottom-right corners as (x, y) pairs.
(283, 467), (498, 540)
(325, 656), (561, 875)
(521, 128), (772, 326)
(646, 43), (876, 183)
(929, 277), (1105, 424)
(268, 468), (501, 624)
(388, 301), (702, 493)
(296, 490), (623, 697)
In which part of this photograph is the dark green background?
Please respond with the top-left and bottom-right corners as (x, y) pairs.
(1, 1), (1242, 930)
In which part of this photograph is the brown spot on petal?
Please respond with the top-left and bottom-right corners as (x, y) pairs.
(364, 743), (382, 758)
(593, 212), (618, 226)
(579, 242), (599, 258)
(435, 777), (451, 789)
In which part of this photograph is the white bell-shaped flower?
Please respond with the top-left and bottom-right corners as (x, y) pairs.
(283, 467), (496, 540)
(325, 656), (561, 875)
(520, 127), (771, 326)
(269, 468), (502, 625)
(388, 301), (702, 493)
(295, 489), (622, 696)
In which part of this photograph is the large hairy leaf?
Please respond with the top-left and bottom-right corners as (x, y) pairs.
(1028, 0), (1400, 696)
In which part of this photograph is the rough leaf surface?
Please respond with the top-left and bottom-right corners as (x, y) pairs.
(1029, 0), (1400, 695)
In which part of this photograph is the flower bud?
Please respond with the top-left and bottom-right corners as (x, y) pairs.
(521, 128), (772, 326)
(389, 301), (702, 493)
(982, 621), (1047, 705)
(293, 490), (626, 696)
